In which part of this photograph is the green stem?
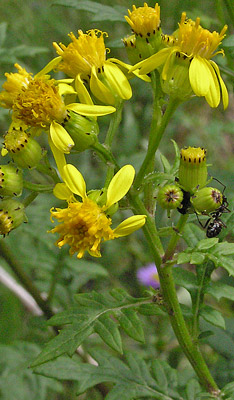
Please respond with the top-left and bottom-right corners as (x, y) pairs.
(140, 213), (219, 394)
(0, 240), (54, 321)
(22, 192), (39, 208)
(91, 142), (119, 169)
(191, 265), (207, 340)
(104, 101), (123, 148)
(23, 181), (54, 193)
(162, 214), (188, 262)
(36, 163), (60, 184)
(134, 98), (179, 190)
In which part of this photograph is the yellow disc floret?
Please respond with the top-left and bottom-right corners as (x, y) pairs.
(53, 29), (107, 79)
(125, 3), (161, 37)
(50, 198), (115, 258)
(12, 77), (67, 128)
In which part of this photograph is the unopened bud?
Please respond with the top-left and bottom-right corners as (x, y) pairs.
(158, 184), (183, 210)
(64, 111), (98, 152)
(0, 199), (27, 235)
(178, 147), (207, 193)
(0, 164), (23, 197)
(191, 187), (223, 214)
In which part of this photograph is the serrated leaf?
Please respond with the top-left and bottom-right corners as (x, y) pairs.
(200, 306), (225, 329)
(31, 289), (156, 366)
(177, 252), (192, 264)
(138, 303), (166, 316)
(30, 325), (93, 367)
(190, 252), (205, 264)
(94, 313), (123, 353)
(182, 223), (205, 246)
(209, 254), (234, 276)
(206, 281), (234, 301)
(116, 309), (145, 343)
(196, 238), (219, 250)
(213, 242), (234, 256)
(151, 359), (168, 393)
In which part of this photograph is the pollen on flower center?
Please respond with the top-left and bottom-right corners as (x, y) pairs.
(125, 3), (161, 37)
(176, 12), (227, 59)
(50, 198), (115, 258)
(12, 78), (67, 128)
(53, 29), (107, 79)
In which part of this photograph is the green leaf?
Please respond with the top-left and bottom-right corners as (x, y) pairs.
(160, 153), (171, 174)
(196, 238), (219, 250)
(31, 289), (157, 367)
(173, 267), (198, 292)
(52, 0), (125, 22)
(190, 252), (205, 264)
(182, 223), (205, 247)
(213, 242), (234, 256)
(94, 313), (123, 353)
(177, 252), (192, 264)
(206, 281), (234, 301)
(34, 349), (181, 400)
(223, 35), (234, 48)
(200, 306), (225, 329)
(185, 379), (202, 400)
(209, 254), (234, 276)
(116, 309), (145, 343)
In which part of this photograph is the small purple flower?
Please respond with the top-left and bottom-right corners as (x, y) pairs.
(137, 263), (160, 289)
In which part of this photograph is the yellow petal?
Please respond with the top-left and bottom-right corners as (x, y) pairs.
(58, 83), (76, 96)
(66, 102), (116, 116)
(62, 164), (87, 199)
(103, 62), (132, 100)
(48, 134), (66, 178)
(130, 48), (173, 75)
(204, 60), (220, 108)
(75, 74), (93, 105)
(105, 165), (135, 209)
(34, 57), (62, 78)
(210, 60), (229, 110)
(50, 121), (74, 154)
(114, 215), (147, 237)
(189, 56), (212, 96)
(1, 148), (8, 156)
(53, 183), (73, 200)
(108, 58), (151, 82)
(90, 66), (116, 105)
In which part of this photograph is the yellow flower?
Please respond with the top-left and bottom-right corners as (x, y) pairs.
(125, 2), (161, 38)
(0, 63), (31, 108)
(131, 12), (228, 108)
(52, 29), (132, 105)
(50, 164), (146, 258)
(0, 65), (115, 154)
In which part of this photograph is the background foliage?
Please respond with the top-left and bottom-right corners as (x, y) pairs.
(0, 0), (234, 399)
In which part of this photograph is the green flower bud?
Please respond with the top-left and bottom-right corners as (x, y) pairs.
(64, 110), (99, 152)
(123, 35), (142, 64)
(158, 184), (183, 210)
(87, 189), (119, 216)
(160, 54), (193, 100)
(178, 147), (207, 193)
(4, 127), (42, 169)
(0, 199), (27, 236)
(191, 187), (223, 214)
(0, 164), (23, 197)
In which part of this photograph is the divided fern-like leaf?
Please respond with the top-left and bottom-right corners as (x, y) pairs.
(31, 288), (164, 367)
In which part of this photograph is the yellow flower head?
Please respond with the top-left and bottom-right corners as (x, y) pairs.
(50, 164), (146, 258)
(125, 2), (161, 37)
(53, 29), (106, 78)
(0, 63), (31, 108)
(131, 12), (228, 108)
(53, 29), (132, 105)
(12, 76), (67, 128)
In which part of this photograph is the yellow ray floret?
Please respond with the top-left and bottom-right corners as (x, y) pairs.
(50, 164), (146, 258)
(131, 13), (228, 109)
